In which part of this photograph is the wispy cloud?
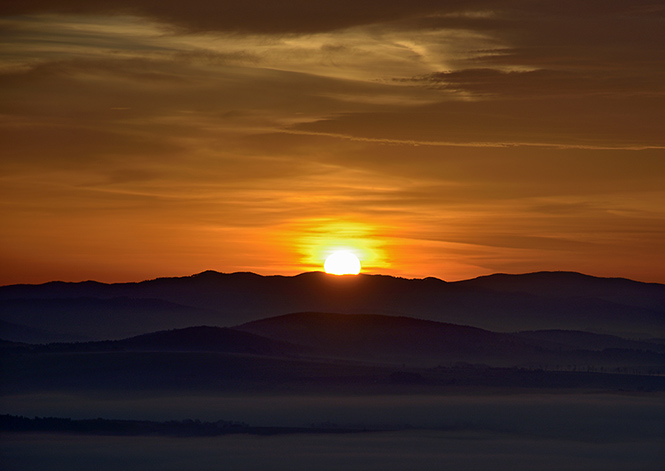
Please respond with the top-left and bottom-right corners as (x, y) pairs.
(1, 2), (664, 283)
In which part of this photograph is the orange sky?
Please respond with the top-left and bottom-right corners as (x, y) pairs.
(1, 1), (664, 285)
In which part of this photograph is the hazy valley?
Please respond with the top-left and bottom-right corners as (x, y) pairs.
(2, 271), (664, 470)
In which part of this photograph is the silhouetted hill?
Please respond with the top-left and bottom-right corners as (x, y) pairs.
(115, 326), (309, 356)
(2, 314), (663, 396)
(0, 319), (89, 344)
(22, 326), (310, 358)
(459, 271), (665, 311)
(5, 315), (661, 372)
(234, 312), (665, 370)
(0, 297), (221, 342)
(1, 271), (663, 340)
(234, 312), (541, 366)
(513, 330), (665, 353)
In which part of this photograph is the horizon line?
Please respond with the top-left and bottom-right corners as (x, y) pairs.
(1, 269), (659, 288)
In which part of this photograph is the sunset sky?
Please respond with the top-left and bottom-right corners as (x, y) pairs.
(1, 1), (664, 285)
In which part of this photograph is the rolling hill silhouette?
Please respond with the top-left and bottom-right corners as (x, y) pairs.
(513, 329), (665, 353)
(459, 271), (665, 310)
(1, 271), (663, 342)
(235, 312), (544, 366)
(0, 297), (220, 342)
(3, 316), (663, 395)
(117, 326), (307, 356)
(234, 312), (665, 369)
(22, 326), (308, 357)
(5, 313), (662, 372)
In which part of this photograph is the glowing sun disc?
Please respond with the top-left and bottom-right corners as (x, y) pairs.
(324, 251), (361, 275)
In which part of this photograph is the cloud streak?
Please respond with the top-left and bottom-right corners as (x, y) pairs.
(1, 3), (664, 283)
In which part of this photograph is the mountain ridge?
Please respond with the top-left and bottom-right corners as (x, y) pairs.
(4, 316), (663, 378)
(1, 270), (663, 341)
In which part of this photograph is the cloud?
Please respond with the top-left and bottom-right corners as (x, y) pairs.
(0, 1), (480, 34)
(287, 94), (665, 149)
(403, 68), (665, 98)
(1, 3), (664, 283)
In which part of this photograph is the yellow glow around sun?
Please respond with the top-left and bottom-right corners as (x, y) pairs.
(291, 218), (389, 273)
(324, 251), (361, 275)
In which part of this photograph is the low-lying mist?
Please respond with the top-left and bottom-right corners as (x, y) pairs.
(2, 392), (663, 441)
(3, 430), (664, 471)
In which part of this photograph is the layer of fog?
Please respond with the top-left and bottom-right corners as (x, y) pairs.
(2, 430), (664, 471)
(2, 392), (664, 442)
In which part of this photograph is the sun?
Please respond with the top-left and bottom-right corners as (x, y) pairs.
(324, 251), (361, 275)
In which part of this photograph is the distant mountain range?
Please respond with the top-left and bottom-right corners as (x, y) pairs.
(2, 270), (663, 447)
(1, 270), (664, 342)
(236, 312), (665, 367)
(3, 314), (664, 395)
